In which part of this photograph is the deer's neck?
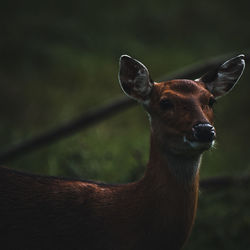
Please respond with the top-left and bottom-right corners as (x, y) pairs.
(137, 135), (201, 247)
(145, 135), (202, 185)
(163, 151), (202, 185)
(93, 135), (201, 249)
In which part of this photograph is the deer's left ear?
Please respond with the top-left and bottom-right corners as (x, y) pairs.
(118, 55), (153, 103)
(196, 54), (245, 99)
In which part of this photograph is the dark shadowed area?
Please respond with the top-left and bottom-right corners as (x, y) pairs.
(0, 0), (250, 249)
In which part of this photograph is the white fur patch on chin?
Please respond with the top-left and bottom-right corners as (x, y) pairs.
(183, 136), (215, 149)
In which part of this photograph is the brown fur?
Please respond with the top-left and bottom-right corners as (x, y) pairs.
(0, 80), (214, 250)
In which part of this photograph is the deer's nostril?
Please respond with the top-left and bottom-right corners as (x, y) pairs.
(192, 123), (216, 143)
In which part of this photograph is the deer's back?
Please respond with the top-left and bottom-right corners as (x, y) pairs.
(0, 166), (193, 250)
(0, 166), (114, 250)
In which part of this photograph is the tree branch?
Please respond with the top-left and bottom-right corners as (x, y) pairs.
(200, 175), (250, 190)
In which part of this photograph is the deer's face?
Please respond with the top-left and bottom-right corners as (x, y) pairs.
(147, 79), (216, 155)
(119, 55), (245, 155)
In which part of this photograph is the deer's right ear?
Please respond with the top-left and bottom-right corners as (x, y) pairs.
(118, 55), (153, 103)
(196, 54), (245, 99)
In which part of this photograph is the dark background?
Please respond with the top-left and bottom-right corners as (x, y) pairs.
(0, 0), (250, 249)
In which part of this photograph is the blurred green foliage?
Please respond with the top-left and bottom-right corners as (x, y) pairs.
(0, 0), (250, 249)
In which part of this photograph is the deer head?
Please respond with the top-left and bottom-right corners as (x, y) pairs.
(119, 55), (245, 157)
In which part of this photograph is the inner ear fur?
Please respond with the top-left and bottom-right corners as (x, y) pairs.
(197, 54), (245, 98)
(119, 55), (153, 103)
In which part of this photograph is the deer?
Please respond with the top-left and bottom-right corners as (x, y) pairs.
(0, 54), (245, 250)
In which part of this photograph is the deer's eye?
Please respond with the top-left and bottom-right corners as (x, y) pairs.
(159, 98), (174, 110)
(208, 97), (216, 108)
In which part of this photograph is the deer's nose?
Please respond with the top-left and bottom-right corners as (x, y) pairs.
(192, 123), (216, 143)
